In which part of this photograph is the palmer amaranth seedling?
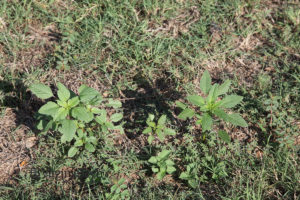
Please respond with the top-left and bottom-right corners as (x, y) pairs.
(30, 82), (123, 157)
(176, 70), (248, 142)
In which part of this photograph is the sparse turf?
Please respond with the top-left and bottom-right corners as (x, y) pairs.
(0, 0), (299, 199)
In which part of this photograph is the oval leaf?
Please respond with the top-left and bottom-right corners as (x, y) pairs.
(218, 130), (231, 143)
(202, 113), (213, 132)
(71, 107), (94, 123)
(219, 95), (243, 108)
(175, 101), (187, 109)
(165, 128), (176, 136)
(38, 102), (60, 117)
(158, 150), (171, 160)
(67, 96), (80, 108)
(68, 147), (78, 157)
(178, 108), (195, 120)
(106, 99), (122, 108)
(166, 166), (176, 174)
(143, 127), (152, 134)
(187, 95), (205, 106)
(60, 120), (76, 143)
(53, 107), (68, 121)
(30, 83), (53, 99)
(200, 70), (211, 95)
(57, 82), (70, 101)
(78, 84), (100, 103)
(148, 135), (155, 144)
(85, 143), (95, 152)
(217, 80), (231, 96)
(227, 113), (248, 127)
(157, 115), (166, 125)
(110, 113), (123, 122)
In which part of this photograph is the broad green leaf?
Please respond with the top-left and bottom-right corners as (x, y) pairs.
(106, 99), (122, 108)
(148, 156), (157, 164)
(165, 159), (175, 166)
(147, 121), (156, 128)
(187, 95), (205, 106)
(37, 119), (47, 130)
(218, 95), (243, 108)
(105, 121), (115, 129)
(217, 80), (231, 96)
(89, 94), (103, 106)
(179, 172), (191, 180)
(218, 130), (231, 143)
(227, 113), (248, 127)
(165, 128), (176, 135)
(68, 147), (78, 157)
(196, 119), (201, 125)
(143, 127), (152, 134)
(157, 115), (166, 125)
(77, 128), (84, 137)
(157, 171), (166, 180)
(57, 82), (70, 101)
(188, 180), (198, 188)
(152, 167), (159, 173)
(157, 129), (165, 141)
(167, 166), (176, 174)
(85, 143), (95, 152)
(207, 84), (219, 103)
(200, 70), (211, 94)
(71, 107), (94, 122)
(202, 113), (213, 132)
(67, 97), (79, 108)
(86, 136), (97, 144)
(44, 120), (55, 132)
(110, 113), (123, 122)
(78, 84), (100, 103)
(175, 101), (187, 109)
(53, 107), (68, 121)
(74, 139), (84, 147)
(95, 109), (107, 124)
(213, 108), (229, 121)
(60, 120), (76, 143)
(30, 83), (53, 99)
(178, 108), (195, 120)
(148, 114), (155, 121)
(57, 100), (67, 108)
(38, 102), (60, 117)
(148, 135), (155, 144)
(91, 107), (102, 114)
(158, 150), (171, 161)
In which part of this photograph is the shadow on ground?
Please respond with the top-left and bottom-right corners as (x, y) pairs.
(0, 80), (43, 130)
(120, 70), (183, 140)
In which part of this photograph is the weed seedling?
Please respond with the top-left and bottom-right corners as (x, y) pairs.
(142, 114), (176, 144)
(30, 83), (123, 157)
(148, 149), (176, 180)
(176, 70), (248, 141)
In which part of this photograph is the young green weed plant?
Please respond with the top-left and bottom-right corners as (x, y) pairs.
(30, 82), (123, 157)
(176, 70), (248, 142)
(105, 178), (129, 200)
(148, 149), (176, 180)
(142, 114), (176, 144)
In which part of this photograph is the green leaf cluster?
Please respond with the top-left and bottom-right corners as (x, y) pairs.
(179, 163), (198, 188)
(105, 178), (129, 200)
(177, 70), (248, 142)
(30, 82), (123, 157)
(142, 114), (176, 144)
(148, 150), (176, 180)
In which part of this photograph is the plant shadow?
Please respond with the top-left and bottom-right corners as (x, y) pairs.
(120, 70), (183, 140)
(0, 80), (44, 131)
